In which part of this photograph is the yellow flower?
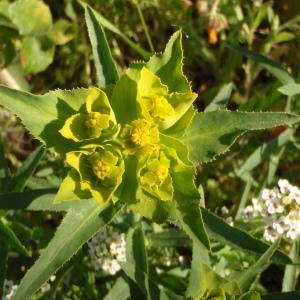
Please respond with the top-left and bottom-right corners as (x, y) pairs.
(120, 119), (159, 155)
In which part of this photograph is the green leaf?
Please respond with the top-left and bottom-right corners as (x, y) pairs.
(282, 241), (299, 292)
(147, 228), (190, 248)
(0, 236), (8, 298)
(235, 128), (293, 177)
(201, 208), (292, 265)
(185, 111), (300, 164)
(9, 0), (52, 35)
(79, 1), (150, 60)
(0, 142), (10, 188)
(111, 67), (140, 125)
(237, 239), (281, 292)
(84, 5), (119, 87)
(103, 277), (130, 300)
(13, 200), (123, 300)
(20, 36), (55, 74)
(147, 30), (191, 94)
(0, 219), (29, 257)
(261, 292), (300, 300)
(122, 225), (151, 299)
(48, 19), (74, 46)
(0, 189), (93, 211)
(227, 45), (294, 84)
(274, 31), (295, 43)
(278, 83), (300, 96)
(7, 146), (44, 192)
(205, 83), (232, 112)
(0, 86), (91, 156)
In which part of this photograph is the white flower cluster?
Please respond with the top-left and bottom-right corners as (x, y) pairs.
(243, 179), (300, 242)
(2, 280), (18, 300)
(88, 226), (126, 275)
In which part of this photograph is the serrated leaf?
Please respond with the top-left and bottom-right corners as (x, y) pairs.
(185, 111), (300, 164)
(7, 146), (44, 192)
(13, 200), (123, 300)
(9, 0), (52, 35)
(85, 5), (119, 87)
(278, 83), (300, 96)
(0, 86), (91, 156)
(237, 239), (281, 292)
(227, 45), (294, 84)
(0, 220), (29, 257)
(201, 208), (292, 265)
(20, 36), (55, 74)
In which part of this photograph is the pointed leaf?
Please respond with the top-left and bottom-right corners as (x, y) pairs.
(0, 220), (29, 257)
(85, 5), (119, 87)
(237, 239), (281, 292)
(185, 111), (300, 164)
(205, 83), (232, 112)
(278, 83), (300, 96)
(13, 200), (123, 300)
(201, 208), (292, 265)
(7, 146), (44, 192)
(147, 31), (190, 93)
(227, 45), (294, 84)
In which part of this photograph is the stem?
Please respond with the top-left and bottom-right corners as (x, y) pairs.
(0, 68), (22, 90)
(135, 1), (155, 53)
(235, 179), (252, 220)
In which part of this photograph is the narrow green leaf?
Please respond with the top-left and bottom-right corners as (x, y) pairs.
(236, 128), (293, 176)
(261, 292), (300, 300)
(201, 208), (292, 265)
(185, 111), (300, 164)
(237, 239), (281, 292)
(13, 201), (122, 300)
(85, 5), (119, 87)
(274, 31), (295, 43)
(147, 229), (190, 248)
(7, 146), (44, 192)
(122, 225), (152, 299)
(205, 83), (233, 112)
(278, 83), (300, 96)
(227, 45), (294, 84)
(0, 142), (10, 188)
(0, 220), (29, 257)
(79, 1), (150, 60)
(282, 241), (299, 291)
(0, 236), (8, 298)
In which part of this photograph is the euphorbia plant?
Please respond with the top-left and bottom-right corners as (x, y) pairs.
(1, 3), (300, 300)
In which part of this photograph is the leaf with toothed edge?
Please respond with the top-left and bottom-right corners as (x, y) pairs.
(184, 111), (300, 164)
(13, 200), (123, 300)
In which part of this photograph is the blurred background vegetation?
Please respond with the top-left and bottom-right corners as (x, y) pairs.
(1, 0), (300, 298)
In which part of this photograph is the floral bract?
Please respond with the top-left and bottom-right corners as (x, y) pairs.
(59, 87), (117, 142)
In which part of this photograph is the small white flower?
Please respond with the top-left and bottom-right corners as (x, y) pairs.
(2, 280), (18, 300)
(88, 226), (126, 275)
(221, 206), (229, 215)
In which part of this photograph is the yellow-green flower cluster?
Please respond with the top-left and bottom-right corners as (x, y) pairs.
(56, 63), (196, 205)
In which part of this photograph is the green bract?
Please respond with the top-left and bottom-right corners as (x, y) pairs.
(137, 67), (197, 130)
(55, 147), (124, 204)
(59, 87), (117, 142)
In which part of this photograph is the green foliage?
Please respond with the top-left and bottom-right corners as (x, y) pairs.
(1, 1), (300, 299)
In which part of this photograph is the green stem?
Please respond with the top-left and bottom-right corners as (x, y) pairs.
(135, 1), (155, 53)
(235, 179), (252, 220)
